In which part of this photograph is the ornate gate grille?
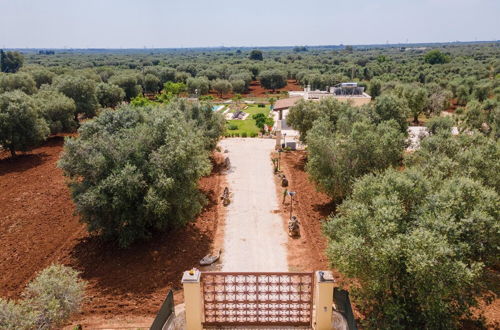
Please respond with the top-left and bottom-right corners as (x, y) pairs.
(201, 272), (314, 327)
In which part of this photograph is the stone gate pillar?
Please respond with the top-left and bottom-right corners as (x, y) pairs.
(182, 269), (203, 330)
(314, 270), (335, 330)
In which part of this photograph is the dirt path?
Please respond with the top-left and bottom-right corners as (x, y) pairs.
(219, 138), (288, 271)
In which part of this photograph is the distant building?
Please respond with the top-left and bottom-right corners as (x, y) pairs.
(289, 82), (371, 106)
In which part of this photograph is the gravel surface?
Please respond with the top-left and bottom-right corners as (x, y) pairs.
(219, 138), (288, 271)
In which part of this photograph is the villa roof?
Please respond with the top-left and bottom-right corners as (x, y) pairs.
(273, 97), (302, 111)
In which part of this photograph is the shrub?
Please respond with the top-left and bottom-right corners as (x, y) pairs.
(241, 132), (248, 137)
(228, 124), (238, 130)
(23, 265), (85, 329)
(0, 264), (85, 330)
(258, 103), (265, 108)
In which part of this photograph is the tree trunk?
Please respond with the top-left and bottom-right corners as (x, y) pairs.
(413, 114), (419, 124)
(9, 147), (16, 158)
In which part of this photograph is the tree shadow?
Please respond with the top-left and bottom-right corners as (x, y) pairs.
(68, 161), (222, 297)
(69, 224), (212, 296)
(0, 153), (50, 176)
(312, 200), (338, 218)
(0, 136), (65, 176)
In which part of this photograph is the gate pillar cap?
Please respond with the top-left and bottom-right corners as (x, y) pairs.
(182, 268), (201, 282)
(316, 270), (334, 283)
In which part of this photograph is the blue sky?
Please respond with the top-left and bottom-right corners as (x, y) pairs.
(1, 0), (499, 48)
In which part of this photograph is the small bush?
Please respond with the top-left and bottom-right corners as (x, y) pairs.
(228, 124), (238, 130)
(258, 103), (265, 107)
(0, 264), (85, 330)
(241, 132), (248, 137)
(250, 132), (258, 137)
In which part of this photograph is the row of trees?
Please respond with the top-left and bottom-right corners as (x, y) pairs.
(287, 88), (499, 327)
(288, 97), (408, 201)
(325, 125), (499, 328)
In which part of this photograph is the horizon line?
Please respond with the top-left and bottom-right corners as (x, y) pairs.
(3, 40), (499, 51)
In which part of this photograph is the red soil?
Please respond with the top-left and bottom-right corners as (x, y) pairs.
(209, 80), (303, 99)
(276, 151), (332, 272)
(0, 137), (225, 321)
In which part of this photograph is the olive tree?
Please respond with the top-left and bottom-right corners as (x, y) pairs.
(424, 49), (450, 64)
(0, 91), (49, 157)
(324, 168), (498, 328)
(405, 130), (500, 194)
(404, 86), (429, 124)
(368, 78), (382, 98)
(23, 265), (85, 329)
(0, 72), (37, 95)
(96, 82), (125, 108)
(187, 76), (210, 95)
(427, 88), (452, 115)
(58, 101), (224, 247)
(372, 94), (409, 132)
(22, 66), (55, 88)
(0, 50), (24, 73)
(249, 49), (263, 61)
(34, 90), (77, 134)
(307, 116), (406, 201)
(143, 73), (161, 93)
(55, 75), (99, 119)
(259, 70), (287, 92)
(456, 100), (484, 133)
(230, 79), (246, 94)
(109, 73), (142, 100)
(211, 79), (232, 97)
(286, 99), (321, 142)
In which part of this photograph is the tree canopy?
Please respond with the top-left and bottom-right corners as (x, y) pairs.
(0, 91), (49, 157)
(58, 101), (224, 247)
(34, 90), (77, 134)
(324, 167), (498, 328)
(424, 49), (451, 65)
(259, 70), (287, 92)
(249, 49), (263, 61)
(1, 50), (24, 73)
(55, 75), (99, 119)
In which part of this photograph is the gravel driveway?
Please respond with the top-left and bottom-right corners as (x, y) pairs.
(219, 138), (288, 271)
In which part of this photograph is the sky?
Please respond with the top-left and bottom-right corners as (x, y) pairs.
(1, 0), (499, 48)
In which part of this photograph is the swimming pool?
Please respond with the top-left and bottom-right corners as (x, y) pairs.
(212, 105), (224, 112)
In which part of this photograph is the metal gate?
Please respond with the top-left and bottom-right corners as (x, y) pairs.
(201, 272), (314, 327)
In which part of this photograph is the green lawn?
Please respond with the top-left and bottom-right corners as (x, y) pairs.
(225, 105), (271, 137)
(244, 105), (270, 116)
